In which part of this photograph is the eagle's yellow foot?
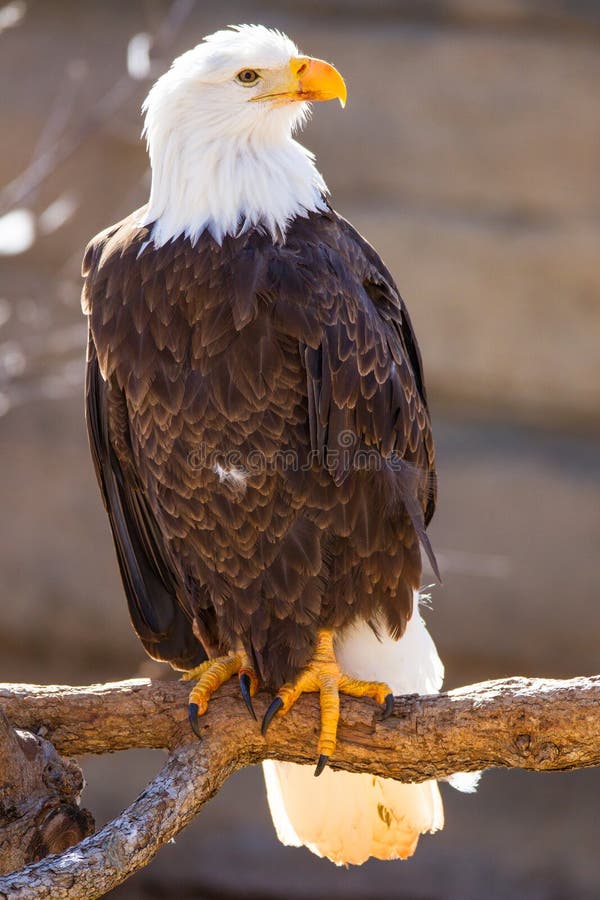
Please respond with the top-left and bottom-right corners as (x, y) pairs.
(261, 629), (394, 777)
(182, 650), (258, 737)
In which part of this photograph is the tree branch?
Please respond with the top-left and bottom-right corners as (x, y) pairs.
(0, 674), (599, 898)
(2, 675), (600, 775)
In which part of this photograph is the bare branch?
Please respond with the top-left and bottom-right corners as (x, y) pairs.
(0, 674), (599, 898)
(0, 0), (195, 216)
(0, 742), (223, 900)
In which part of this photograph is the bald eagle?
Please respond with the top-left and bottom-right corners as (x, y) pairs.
(83, 25), (474, 866)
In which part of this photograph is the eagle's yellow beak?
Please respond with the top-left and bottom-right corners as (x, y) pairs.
(254, 56), (347, 108)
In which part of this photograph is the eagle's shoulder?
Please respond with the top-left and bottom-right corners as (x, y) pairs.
(82, 206), (150, 277)
(279, 207), (403, 317)
(81, 207), (152, 315)
(316, 209), (405, 316)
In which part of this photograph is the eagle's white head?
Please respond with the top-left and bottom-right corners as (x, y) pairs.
(142, 25), (346, 246)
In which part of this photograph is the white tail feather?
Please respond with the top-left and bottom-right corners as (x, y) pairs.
(263, 761), (444, 865)
(263, 596), (453, 865)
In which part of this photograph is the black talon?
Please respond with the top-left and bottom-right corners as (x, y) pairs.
(314, 754), (329, 777)
(382, 692), (394, 720)
(239, 673), (257, 720)
(188, 702), (201, 739)
(261, 696), (284, 736)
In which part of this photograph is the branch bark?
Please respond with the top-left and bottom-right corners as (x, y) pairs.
(0, 711), (93, 876)
(0, 674), (599, 898)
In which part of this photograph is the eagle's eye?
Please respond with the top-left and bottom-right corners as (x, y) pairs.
(236, 69), (260, 85)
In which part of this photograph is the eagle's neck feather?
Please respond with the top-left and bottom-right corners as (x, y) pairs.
(142, 129), (328, 247)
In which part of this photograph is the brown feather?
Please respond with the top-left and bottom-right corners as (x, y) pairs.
(82, 204), (437, 687)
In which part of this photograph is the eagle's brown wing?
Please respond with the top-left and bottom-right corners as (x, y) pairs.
(299, 212), (438, 578)
(85, 334), (205, 669)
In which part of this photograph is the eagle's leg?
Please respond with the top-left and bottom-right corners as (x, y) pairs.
(182, 649), (259, 737)
(261, 629), (393, 776)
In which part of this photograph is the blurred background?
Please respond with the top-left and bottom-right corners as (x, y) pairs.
(1, 1), (600, 897)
